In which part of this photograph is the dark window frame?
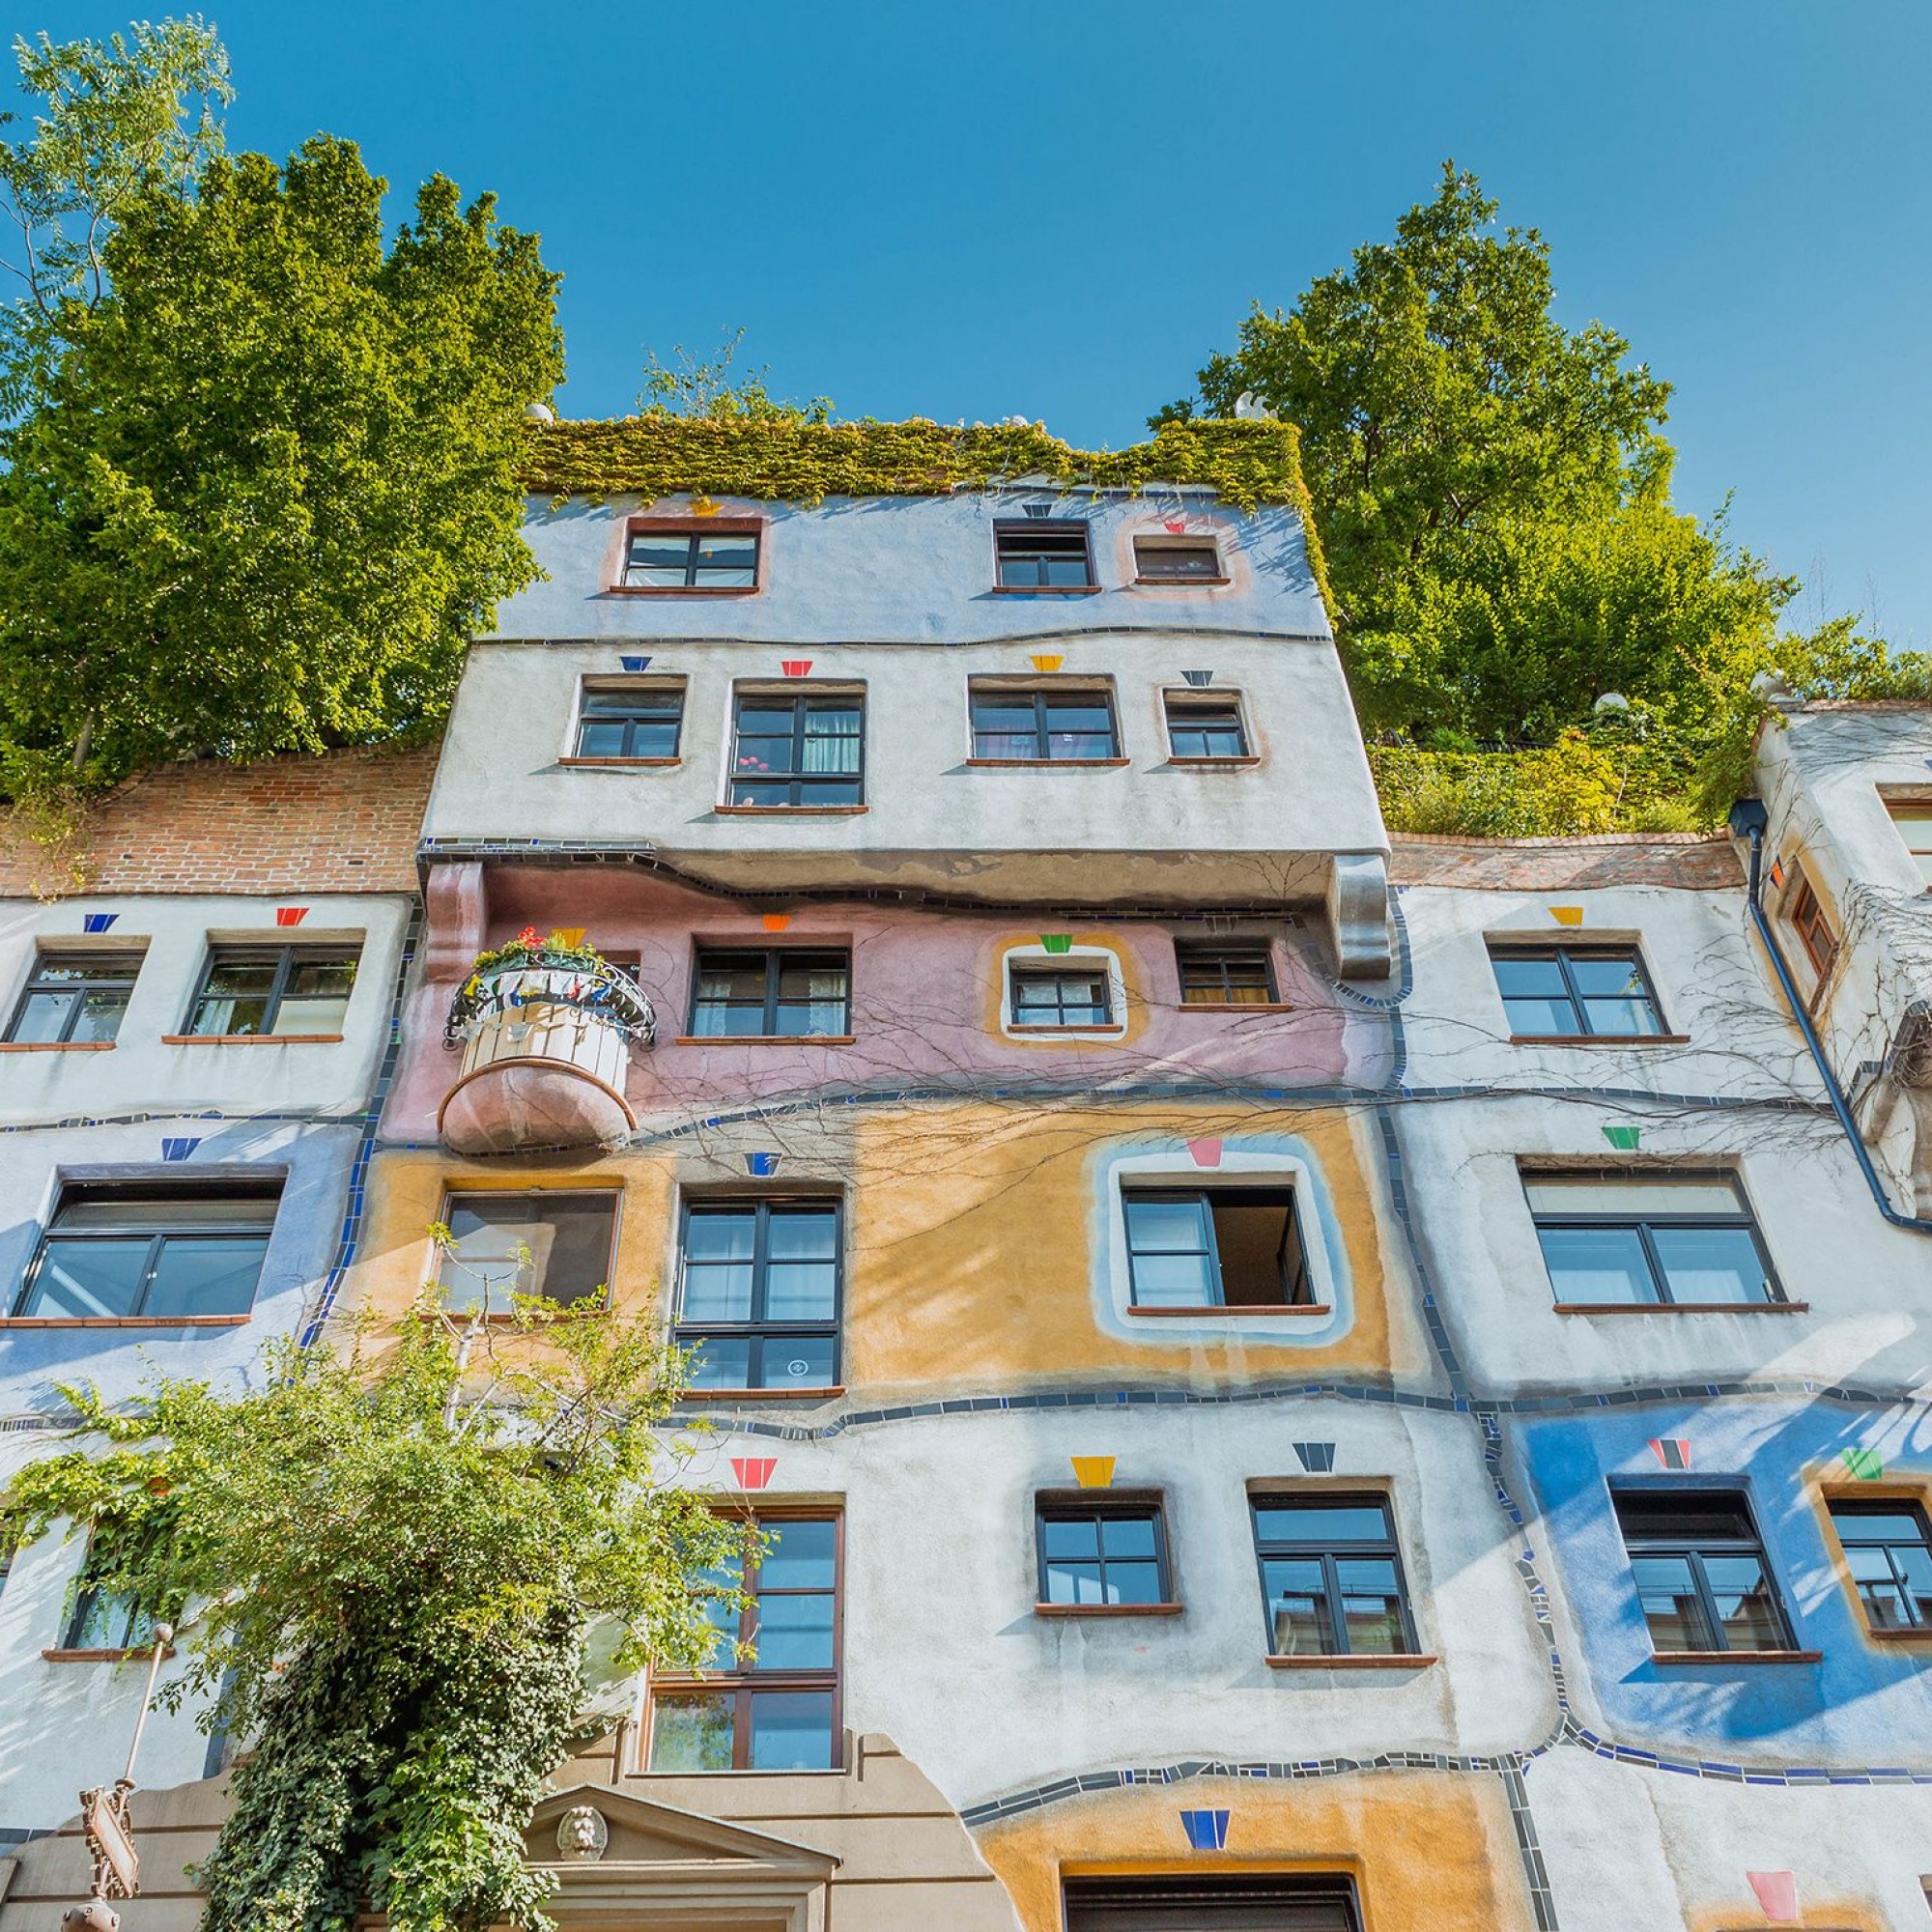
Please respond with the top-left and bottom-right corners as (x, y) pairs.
(183, 943), (360, 1039)
(1789, 870), (1839, 981)
(992, 520), (1096, 590)
(14, 1180), (282, 1321)
(1008, 962), (1118, 1030)
(1162, 694), (1251, 760)
(60, 1533), (159, 1652)
(648, 1506), (843, 1773)
(1524, 1166), (1782, 1308)
(571, 679), (687, 760)
(1123, 1186), (1314, 1309)
(1827, 1494), (1932, 1634)
(969, 683), (1121, 762)
(1132, 535), (1227, 583)
(687, 948), (853, 1039)
(5, 949), (145, 1045)
(1487, 943), (1667, 1038)
(1175, 941), (1278, 1006)
(1611, 1485), (1799, 1655)
(435, 1187), (620, 1317)
(1248, 1491), (1419, 1659)
(1064, 1874), (1363, 1931)
(673, 1195), (843, 1392)
(618, 520), (762, 592)
(1034, 1491), (1176, 1609)
(727, 691), (866, 808)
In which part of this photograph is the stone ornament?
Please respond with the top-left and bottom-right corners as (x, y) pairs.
(555, 1804), (609, 1862)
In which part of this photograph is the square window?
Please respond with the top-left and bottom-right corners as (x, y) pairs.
(16, 1181), (281, 1321)
(1065, 1874), (1362, 1930)
(994, 522), (1094, 590)
(1611, 1489), (1796, 1654)
(1827, 1497), (1932, 1633)
(1163, 696), (1249, 760)
(1523, 1170), (1778, 1308)
(675, 1198), (841, 1391)
(729, 694), (864, 807)
(1133, 536), (1224, 582)
(1124, 1187), (1312, 1309)
(1009, 965), (1115, 1030)
(622, 526), (759, 589)
(689, 950), (850, 1038)
(185, 945), (358, 1038)
(6, 951), (144, 1045)
(970, 683), (1119, 761)
(1036, 1494), (1173, 1608)
(1488, 944), (1664, 1038)
(648, 1511), (840, 1772)
(1250, 1493), (1417, 1659)
(1176, 942), (1276, 1006)
(574, 682), (685, 759)
(438, 1191), (617, 1315)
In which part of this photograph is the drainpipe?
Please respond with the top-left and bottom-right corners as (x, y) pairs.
(1728, 797), (1932, 1236)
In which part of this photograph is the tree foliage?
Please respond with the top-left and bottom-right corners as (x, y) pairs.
(5, 1299), (744, 1932)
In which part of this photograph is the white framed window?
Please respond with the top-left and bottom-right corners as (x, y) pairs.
(997, 943), (1128, 1042)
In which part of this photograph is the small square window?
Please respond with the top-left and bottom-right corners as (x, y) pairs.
(729, 694), (864, 806)
(1488, 944), (1664, 1038)
(6, 951), (144, 1045)
(1611, 1489), (1797, 1655)
(1036, 1494), (1173, 1609)
(1009, 965), (1115, 1029)
(689, 949), (851, 1038)
(970, 684), (1119, 761)
(622, 526), (759, 589)
(1175, 942), (1277, 1006)
(574, 682), (684, 759)
(1124, 1187), (1313, 1309)
(185, 945), (358, 1038)
(1163, 696), (1249, 760)
(1250, 1492), (1418, 1658)
(1134, 536), (1223, 582)
(994, 522), (1094, 590)
(1827, 1497), (1932, 1633)
(438, 1190), (617, 1315)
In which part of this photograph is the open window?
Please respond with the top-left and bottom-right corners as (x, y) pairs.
(437, 1190), (618, 1316)
(1122, 1186), (1312, 1310)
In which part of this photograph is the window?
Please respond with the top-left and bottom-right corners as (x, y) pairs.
(622, 526), (759, 589)
(728, 695), (864, 806)
(1488, 945), (1664, 1038)
(1065, 1876), (1362, 1931)
(1009, 965), (1114, 1030)
(648, 1512), (840, 1772)
(61, 1536), (158, 1653)
(1250, 1492), (1418, 1658)
(1133, 536), (1224, 583)
(1789, 871), (1839, 980)
(15, 1182), (280, 1321)
(1036, 1495), (1173, 1608)
(438, 1191), (617, 1316)
(6, 952), (143, 1045)
(675, 1199), (840, 1391)
(0, 1516), (22, 1597)
(1163, 695), (1250, 760)
(994, 521), (1094, 589)
(1887, 801), (1932, 887)
(1525, 1170), (1777, 1308)
(1124, 1188), (1312, 1309)
(1176, 942), (1277, 1006)
(688, 950), (851, 1038)
(574, 683), (684, 759)
(185, 946), (358, 1038)
(1828, 1498), (1932, 1633)
(971, 685), (1119, 761)
(1612, 1489), (1796, 1654)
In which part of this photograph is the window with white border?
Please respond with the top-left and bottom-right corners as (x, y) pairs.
(998, 942), (1128, 1042)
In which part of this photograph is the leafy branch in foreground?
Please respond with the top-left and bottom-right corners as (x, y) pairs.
(6, 1295), (744, 1932)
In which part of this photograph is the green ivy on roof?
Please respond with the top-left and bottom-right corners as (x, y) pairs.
(519, 413), (1331, 614)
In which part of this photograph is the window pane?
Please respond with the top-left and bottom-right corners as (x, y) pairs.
(1098, 1515), (1157, 1559)
(1535, 1224), (1658, 1304)
(1264, 1557), (1332, 1654)
(649, 1690), (736, 1771)
(754, 1334), (837, 1388)
(760, 1518), (837, 1590)
(22, 1236), (151, 1318)
(748, 1690), (835, 1770)
(693, 535), (757, 584)
(752, 1593), (835, 1670)
(1046, 1559), (1105, 1605)
(1701, 1553), (1787, 1649)
(1041, 1518), (1101, 1561)
(1334, 1557), (1406, 1652)
(801, 709), (862, 774)
(274, 957), (355, 1035)
(1630, 1553), (1707, 1650)
(1523, 1174), (1746, 1216)
(1649, 1226), (1770, 1303)
(191, 957), (278, 1035)
(1127, 1252), (1217, 1308)
(763, 1262), (837, 1321)
(1103, 1558), (1165, 1605)
(684, 1209), (756, 1261)
(67, 1586), (153, 1652)
(681, 1262), (755, 1322)
(9, 990), (80, 1043)
(1253, 1503), (1391, 1545)
(442, 1195), (613, 1313)
(140, 1236), (269, 1318)
(1124, 1197), (1209, 1253)
(767, 1208), (838, 1260)
(1491, 955), (1568, 996)
(682, 1334), (752, 1388)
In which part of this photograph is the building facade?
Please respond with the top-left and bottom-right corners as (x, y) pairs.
(1, 425), (1929, 1930)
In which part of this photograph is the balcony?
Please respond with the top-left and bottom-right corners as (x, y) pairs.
(439, 944), (656, 1155)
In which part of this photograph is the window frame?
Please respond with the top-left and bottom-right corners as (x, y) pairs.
(1787, 868), (1839, 983)
(58, 1533), (160, 1654)
(1522, 1165), (1784, 1310)
(647, 1506), (843, 1773)
(1034, 1491), (1178, 1613)
(1487, 942), (1668, 1040)
(1174, 940), (1279, 1008)
(1064, 1874), (1363, 1931)
(1825, 1493), (1932, 1635)
(1008, 964), (1117, 1032)
(180, 943), (360, 1040)
(1610, 1485), (1800, 1656)
(967, 681), (1122, 764)
(1161, 693), (1253, 763)
(673, 1195), (844, 1393)
(1882, 795), (1932, 889)
(615, 518), (763, 595)
(4, 948), (145, 1046)
(568, 677), (687, 763)
(992, 519), (1097, 592)
(1248, 1490), (1420, 1660)
(1131, 534), (1228, 584)
(434, 1187), (621, 1318)
(725, 690), (867, 809)
(1122, 1185), (1315, 1311)
(686, 947), (853, 1040)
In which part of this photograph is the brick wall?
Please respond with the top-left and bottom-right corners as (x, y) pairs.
(0, 746), (438, 898)
(1389, 832), (1745, 892)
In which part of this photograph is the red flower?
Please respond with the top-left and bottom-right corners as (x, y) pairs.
(518, 925), (544, 948)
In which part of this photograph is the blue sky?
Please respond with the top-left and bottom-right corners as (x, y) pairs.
(13, 1), (1932, 639)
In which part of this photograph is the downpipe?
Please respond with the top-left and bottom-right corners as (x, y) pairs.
(1728, 797), (1932, 1236)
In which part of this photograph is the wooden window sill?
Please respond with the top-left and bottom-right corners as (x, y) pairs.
(1650, 1649), (1823, 1664)
(558, 755), (681, 768)
(605, 584), (760, 597)
(0, 1039), (117, 1052)
(0, 1314), (253, 1328)
(1179, 1001), (1293, 1013)
(1552, 1300), (1806, 1315)
(1036, 1602), (1184, 1619)
(679, 1386), (845, 1402)
(673, 1035), (856, 1047)
(1265, 1653), (1436, 1670)
(1865, 1625), (1932, 1645)
(712, 804), (869, 816)
(1007, 1023), (1124, 1036)
(1165, 755), (1261, 769)
(162, 1033), (345, 1045)
(1136, 576), (1232, 587)
(965, 756), (1128, 769)
(43, 1647), (176, 1663)
(1127, 1303), (1332, 1319)
(989, 583), (1101, 596)
(1509, 1033), (1691, 1046)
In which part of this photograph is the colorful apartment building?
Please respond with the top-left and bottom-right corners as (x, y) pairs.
(0, 423), (1929, 1929)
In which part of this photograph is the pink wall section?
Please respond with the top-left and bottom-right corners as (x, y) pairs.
(384, 866), (1362, 1140)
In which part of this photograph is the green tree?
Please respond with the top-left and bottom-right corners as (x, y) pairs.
(0, 132), (561, 792)
(6, 1297), (744, 1932)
